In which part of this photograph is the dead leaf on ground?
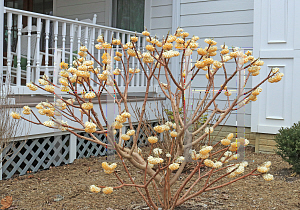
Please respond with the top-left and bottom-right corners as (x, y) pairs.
(1, 196), (13, 210)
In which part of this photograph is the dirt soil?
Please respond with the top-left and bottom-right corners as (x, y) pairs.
(0, 146), (299, 210)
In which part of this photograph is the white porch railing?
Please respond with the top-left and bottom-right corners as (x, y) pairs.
(2, 7), (154, 94)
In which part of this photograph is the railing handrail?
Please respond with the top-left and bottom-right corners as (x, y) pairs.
(4, 7), (143, 36)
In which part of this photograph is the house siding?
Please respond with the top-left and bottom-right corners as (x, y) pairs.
(55, 0), (106, 25)
(179, 0), (254, 127)
(149, 0), (173, 38)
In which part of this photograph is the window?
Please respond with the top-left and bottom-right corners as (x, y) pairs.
(112, 0), (145, 33)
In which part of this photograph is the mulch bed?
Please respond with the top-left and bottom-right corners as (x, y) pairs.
(0, 147), (299, 210)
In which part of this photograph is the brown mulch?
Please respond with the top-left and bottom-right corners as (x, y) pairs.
(0, 147), (299, 210)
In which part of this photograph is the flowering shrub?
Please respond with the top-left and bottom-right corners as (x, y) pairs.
(274, 122), (300, 174)
(10, 27), (283, 209)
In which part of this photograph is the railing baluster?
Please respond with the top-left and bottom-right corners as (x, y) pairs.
(136, 36), (140, 87)
(54, 20), (58, 82)
(35, 17), (41, 83)
(84, 26), (88, 48)
(62, 22), (66, 62)
(77, 25), (81, 58)
(6, 12), (12, 86)
(26, 16), (32, 84)
(16, 14), (22, 86)
(90, 26), (95, 88)
(97, 29), (101, 69)
(128, 34), (134, 87)
(69, 23), (74, 66)
(104, 30), (108, 43)
(45, 19), (50, 77)
(141, 36), (146, 87)
(115, 32), (120, 85)
(121, 33), (125, 88)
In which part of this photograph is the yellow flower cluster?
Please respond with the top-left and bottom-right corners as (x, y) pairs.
(85, 121), (97, 133)
(113, 121), (123, 129)
(221, 138), (231, 146)
(114, 56), (121, 61)
(112, 39), (121, 45)
(249, 87), (262, 101)
(142, 30), (150, 36)
(113, 68), (121, 75)
(204, 159), (214, 167)
(90, 185), (101, 193)
(262, 174), (274, 181)
(80, 46), (88, 52)
(128, 68), (140, 74)
(78, 51), (87, 57)
(257, 161), (272, 173)
(103, 187), (113, 194)
(102, 53), (111, 64)
(146, 45), (155, 51)
(97, 35), (104, 43)
(121, 134), (130, 141)
(22, 106), (31, 115)
(102, 162), (117, 174)
(85, 92), (96, 99)
(142, 52), (154, 63)
(98, 74), (108, 81)
(115, 115), (126, 123)
(154, 125), (165, 133)
(170, 131), (178, 137)
(147, 155), (164, 165)
(38, 79), (49, 85)
(162, 50), (180, 59)
(221, 45), (229, 54)
(212, 161), (223, 168)
(126, 130), (135, 136)
(60, 61), (68, 69)
(59, 78), (68, 86)
(43, 120), (55, 127)
(130, 36), (138, 42)
(205, 127), (214, 134)
(199, 146), (213, 155)
(226, 161), (248, 178)
(148, 136), (158, 144)
(59, 70), (69, 78)
(82, 102), (93, 110)
(169, 163), (180, 171)
(189, 149), (210, 160)
(127, 49), (136, 57)
(175, 156), (185, 163)
(26, 83), (38, 91)
(204, 38), (217, 46)
(45, 85), (55, 93)
(10, 112), (21, 119)
(268, 72), (284, 83)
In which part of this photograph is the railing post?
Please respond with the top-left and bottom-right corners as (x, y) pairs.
(26, 16), (32, 84)
(69, 133), (77, 163)
(35, 17), (41, 84)
(16, 14), (22, 86)
(0, 0), (3, 90)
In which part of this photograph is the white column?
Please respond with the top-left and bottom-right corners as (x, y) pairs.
(69, 133), (77, 163)
(26, 16), (32, 84)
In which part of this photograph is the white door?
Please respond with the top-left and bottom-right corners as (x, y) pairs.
(252, 0), (300, 134)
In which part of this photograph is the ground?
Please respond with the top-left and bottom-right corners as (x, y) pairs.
(0, 147), (299, 210)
